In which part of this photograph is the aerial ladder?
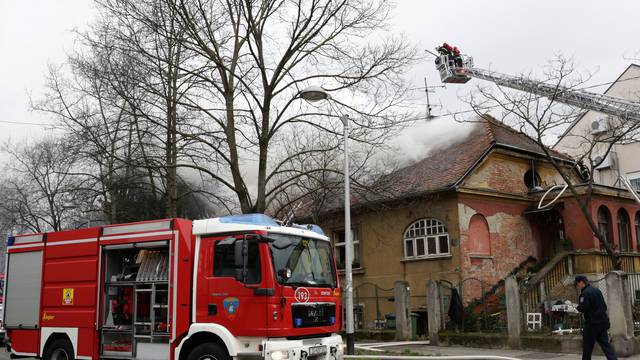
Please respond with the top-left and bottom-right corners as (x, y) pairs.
(433, 44), (640, 123)
(432, 43), (640, 204)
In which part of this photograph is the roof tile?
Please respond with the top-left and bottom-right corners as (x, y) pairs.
(296, 115), (571, 217)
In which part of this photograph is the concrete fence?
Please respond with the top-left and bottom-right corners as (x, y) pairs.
(424, 272), (637, 355)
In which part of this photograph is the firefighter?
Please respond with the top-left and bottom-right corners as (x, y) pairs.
(453, 46), (463, 67)
(437, 42), (452, 56)
(575, 275), (618, 360)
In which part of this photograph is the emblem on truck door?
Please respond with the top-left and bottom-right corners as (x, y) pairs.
(294, 287), (310, 303)
(63, 288), (74, 305)
(223, 297), (240, 319)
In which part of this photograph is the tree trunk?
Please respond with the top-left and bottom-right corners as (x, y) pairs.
(255, 99), (271, 213)
(225, 95), (253, 213)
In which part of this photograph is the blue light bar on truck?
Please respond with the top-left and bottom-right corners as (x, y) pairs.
(291, 224), (326, 236)
(218, 213), (280, 227)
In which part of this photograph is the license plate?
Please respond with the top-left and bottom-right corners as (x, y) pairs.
(309, 346), (327, 356)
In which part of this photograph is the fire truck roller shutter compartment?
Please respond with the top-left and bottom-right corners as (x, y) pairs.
(5, 249), (43, 329)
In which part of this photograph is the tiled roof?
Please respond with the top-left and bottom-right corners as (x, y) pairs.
(296, 114), (572, 217)
(486, 116), (570, 160)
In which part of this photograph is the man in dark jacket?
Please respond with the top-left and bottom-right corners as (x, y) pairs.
(575, 275), (617, 360)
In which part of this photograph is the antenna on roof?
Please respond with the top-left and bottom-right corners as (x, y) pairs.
(425, 77), (432, 119)
(423, 77), (444, 120)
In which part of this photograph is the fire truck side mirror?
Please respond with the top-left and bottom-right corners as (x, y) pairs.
(234, 239), (248, 282)
(278, 267), (292, 280)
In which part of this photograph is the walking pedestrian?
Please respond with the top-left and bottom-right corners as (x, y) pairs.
(575, 275), (617, 360)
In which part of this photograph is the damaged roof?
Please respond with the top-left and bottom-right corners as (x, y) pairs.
(296, 114), (573, 217)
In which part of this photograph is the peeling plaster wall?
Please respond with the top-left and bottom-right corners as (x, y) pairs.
(463, 151), (574, 196)
(458, 197), (539, 301)
(456, 151), (548, 301)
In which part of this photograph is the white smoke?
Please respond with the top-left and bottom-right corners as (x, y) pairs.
(386, 116), (478, 164)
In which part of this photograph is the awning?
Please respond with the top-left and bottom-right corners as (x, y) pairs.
(523, 202), (564, 215)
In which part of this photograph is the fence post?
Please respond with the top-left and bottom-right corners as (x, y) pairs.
(375, 286), (382, 327)
(394, 280), (411, 340)
(505, 275), (521, 348)
(605, 271), (635, 357)
(538, 280), (546, 303)
(567, 254), (574, 275)
(427, 280), (441, 345)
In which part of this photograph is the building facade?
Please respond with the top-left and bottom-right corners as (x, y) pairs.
(300, 116), (640, 332)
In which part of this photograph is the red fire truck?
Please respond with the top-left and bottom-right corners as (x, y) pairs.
(2, 214), (343, 360)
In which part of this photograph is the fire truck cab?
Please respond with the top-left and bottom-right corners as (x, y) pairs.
(2, 214), (343, 360)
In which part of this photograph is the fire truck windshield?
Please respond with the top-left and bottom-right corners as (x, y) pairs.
(268, 234), (337, 288)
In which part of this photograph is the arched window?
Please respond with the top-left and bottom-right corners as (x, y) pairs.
(597, 206), (613, 245)
(469, 214), (490, 255)
(618, 209), (631, 252)
(404, 218), (450, 259)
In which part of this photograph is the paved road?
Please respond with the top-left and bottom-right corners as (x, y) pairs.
(0, 350), (15, 359)
(1, 343), (638, 360)
(377, 343), (635, 360)
(0, 349), (32, 360)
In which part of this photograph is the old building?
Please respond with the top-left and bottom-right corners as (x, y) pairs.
(299, 115), (640, 331)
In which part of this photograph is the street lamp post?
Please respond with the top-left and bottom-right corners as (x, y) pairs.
(298, 86), (355, 355)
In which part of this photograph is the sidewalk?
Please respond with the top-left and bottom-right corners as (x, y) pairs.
(358, 342), (636, 360)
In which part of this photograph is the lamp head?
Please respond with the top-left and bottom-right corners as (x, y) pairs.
(299, 86), (330, 102)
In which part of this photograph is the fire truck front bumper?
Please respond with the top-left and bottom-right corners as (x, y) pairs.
(263, 334), (343, 360)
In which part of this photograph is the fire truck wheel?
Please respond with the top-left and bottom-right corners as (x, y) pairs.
(187, 342), (229, 360)
(44, 338), (75, 360)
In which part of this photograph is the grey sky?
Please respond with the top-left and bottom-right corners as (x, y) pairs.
(1, 0), (640, 149)
(0, 0), (92, 140)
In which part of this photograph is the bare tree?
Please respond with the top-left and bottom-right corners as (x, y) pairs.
(166, 0), (419, 213)
(463, 57), (640, 270)
(33, 0), (225, 221)
(0, 137), (90, 232)
(31, 0), (419, 220)
(86, 0), (197, 217)
(268, 127), (398, 222)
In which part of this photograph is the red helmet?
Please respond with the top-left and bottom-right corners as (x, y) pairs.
(453, 47), (461, 55)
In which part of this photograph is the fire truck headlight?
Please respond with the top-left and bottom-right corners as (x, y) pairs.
(271, 350), (290, 360)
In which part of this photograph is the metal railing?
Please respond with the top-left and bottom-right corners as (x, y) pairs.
(542, 255), (570, 299)
(520, 252), (572, 314)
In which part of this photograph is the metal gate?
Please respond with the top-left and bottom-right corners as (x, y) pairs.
(438, 278), (506, 332)
(354, 282), (394, 329)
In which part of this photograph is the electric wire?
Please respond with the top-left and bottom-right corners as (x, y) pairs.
(0, 120), (60, 127)
(4, 68), (640, 127)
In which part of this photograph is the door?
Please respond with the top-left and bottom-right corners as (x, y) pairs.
(196, 235), (268, 337)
